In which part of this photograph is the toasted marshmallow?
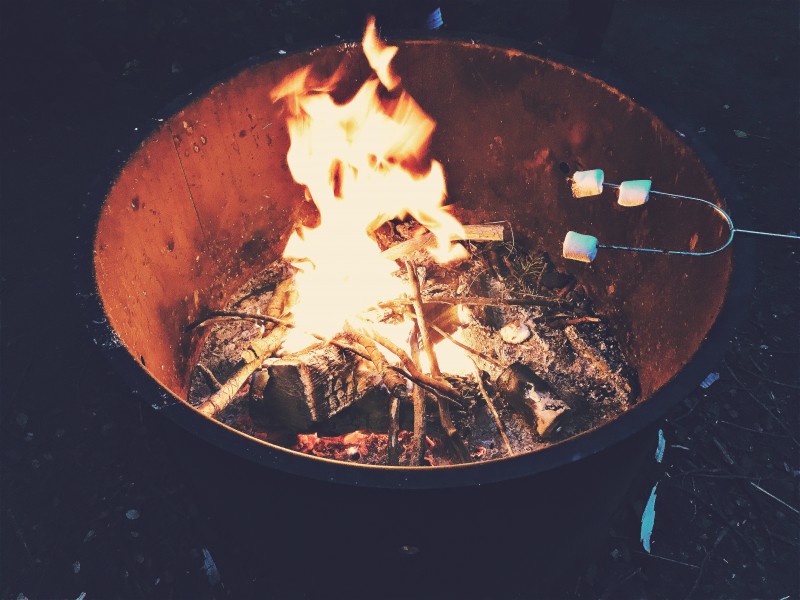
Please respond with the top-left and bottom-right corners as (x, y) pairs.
(563, 231), (598, 263)
(571, 169), (604, 198)
(617, 179), (652, 207)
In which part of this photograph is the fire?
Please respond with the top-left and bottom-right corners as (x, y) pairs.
(271, 17), (466, 352)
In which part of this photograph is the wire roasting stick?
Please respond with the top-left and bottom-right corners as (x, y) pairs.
(564, 169), (800, 262)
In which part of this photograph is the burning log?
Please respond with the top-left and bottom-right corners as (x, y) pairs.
(380, 223), (507, 262)
(497, 363), (571, 438)
(251, 341), (382, 431)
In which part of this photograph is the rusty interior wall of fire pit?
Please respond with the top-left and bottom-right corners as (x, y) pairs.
(94, 40), (731, 409)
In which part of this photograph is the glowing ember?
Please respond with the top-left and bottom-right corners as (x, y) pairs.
(270, 17), (467, 352)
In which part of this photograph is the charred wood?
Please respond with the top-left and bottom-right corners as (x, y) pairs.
(252, 341), (382, 431)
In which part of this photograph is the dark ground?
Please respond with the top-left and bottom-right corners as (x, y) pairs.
(1, 1), (798, 598)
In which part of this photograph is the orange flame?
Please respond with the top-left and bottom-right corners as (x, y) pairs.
(271, 17), (466, 352)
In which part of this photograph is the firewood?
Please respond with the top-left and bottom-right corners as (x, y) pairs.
(196, 279), (294, 417)
(343, 326), (407, 465)
(252, 341), (382, 431)
(381, 295), (574, 311)
(469, 358), (513, 454)
(496, 363), (571, 438)
(380, 223), (506, 262)
(197, 325), (286, 417)
(355, 324), (463, 405)
(563, 324), (635, 403)
(429, 323), (505, 369)
(409, 324), (427, 465)
(406, 261), (470, 463)
(196, 364), (222, 392)
(461, 317), (636, 407)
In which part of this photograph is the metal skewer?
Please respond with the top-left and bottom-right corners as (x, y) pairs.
(564, 170), (800, 262)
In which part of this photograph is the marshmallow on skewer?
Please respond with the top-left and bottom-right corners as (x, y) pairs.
(571, 169), (604, 198)
(617, 179), (652, 207)
(563, 231), (599, 263)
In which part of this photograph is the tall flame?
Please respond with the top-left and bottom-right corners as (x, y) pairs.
(271, 17), (466, 352)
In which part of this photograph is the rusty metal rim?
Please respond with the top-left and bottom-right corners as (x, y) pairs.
(74, 33), (756, 489)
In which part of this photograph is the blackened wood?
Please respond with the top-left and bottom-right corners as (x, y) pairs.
(256, 342), (381, 431)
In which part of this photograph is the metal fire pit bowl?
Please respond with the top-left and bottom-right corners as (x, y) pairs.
(78, 38), (753, 594)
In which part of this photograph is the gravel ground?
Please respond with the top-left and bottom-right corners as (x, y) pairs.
(2, 1), (798, 598)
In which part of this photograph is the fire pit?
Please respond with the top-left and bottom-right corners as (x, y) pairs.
(78, 29), (752, 594)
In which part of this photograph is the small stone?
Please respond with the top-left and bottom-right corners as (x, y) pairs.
(72, 560), (81, 574)
(500, 321), (531, 344)
(125, 509), (140, 521)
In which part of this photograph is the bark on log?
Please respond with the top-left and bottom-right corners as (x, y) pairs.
(252, 342), (382, 430)
(196, 279), (296, 417)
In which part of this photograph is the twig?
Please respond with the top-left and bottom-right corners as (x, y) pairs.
(738, 356), (800, 390)
(764, 525), (800, 548)
(185, 310), (271, 332)
(406, 261), (469, 463)
(711, 436), (735, 466)
(344, 326), (404, 466)
(678, 470), (773, 481)
(196, 279), (293, 417)
(598, 568), (642, 600)
(633, 550), (700, 569)
(409, 324), (426, 465)
(562, 316), (601, 326)
(717, 419), (789, 438)
(666, 483), (759, 556)
(749, 482), (800, 515)
(380, 223), (506, 261)
(383, 295), (571, 311)
(196, 364), (222, 392)
(685, 528), (729, 600)
(429, 323), (506, 369)
(469, 357), (513, 456)
(195, 307), (461, 408)
(725, 363), (800, 447)
(354, 325), (464, 406)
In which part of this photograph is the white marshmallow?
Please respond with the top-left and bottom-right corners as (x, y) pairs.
(571, 169), (604, 198)
(563, 231), (598, 263)
(617, 179), (652, 207)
